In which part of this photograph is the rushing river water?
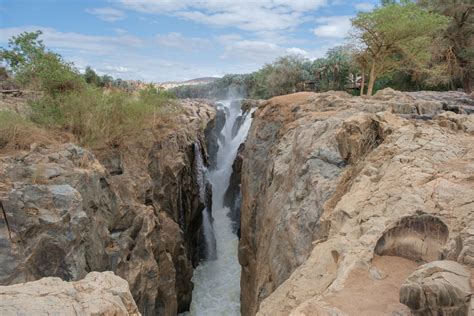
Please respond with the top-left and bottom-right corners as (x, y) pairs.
(189, 100), (253, 316)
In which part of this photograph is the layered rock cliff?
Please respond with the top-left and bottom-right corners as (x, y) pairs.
(0, 100), (215, 315)
(239, 89), (474, 315)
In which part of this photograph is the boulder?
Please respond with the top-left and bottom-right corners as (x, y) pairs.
(0, 271), (140, 315)
(399, 261), (472, 315)
(336, 112), (387, 163)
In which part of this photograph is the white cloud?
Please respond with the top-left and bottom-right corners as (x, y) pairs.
(86, 7), (126, 22)
(0, 26), (143, 53)
(0, 26), (231, 82)
(221, 39), (311, 63)
(118, 0), (187, 13)
(100, 65), (132, 74)
(313, 15), (353, 38)
(0, 26), (151, 79)
(155, 32), (211, 51)
(217, 33), (242, 43)
(286, 47), (311, 57)
(118, 0), (327, 34)
(355, 2), (375, 11)
(95, 53), (230, 82)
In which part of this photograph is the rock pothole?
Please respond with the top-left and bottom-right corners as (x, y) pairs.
(374, 214), (449, 262)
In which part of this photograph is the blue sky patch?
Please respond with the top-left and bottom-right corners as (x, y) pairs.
(0, 0), (379, 82)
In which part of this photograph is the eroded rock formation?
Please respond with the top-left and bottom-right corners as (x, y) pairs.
(400, 260), (472, 315)
(0, 100), (215, 315)
(374, 214), (449, 262)
(0, 271), (140, 316)
(239, 89), (474, 315)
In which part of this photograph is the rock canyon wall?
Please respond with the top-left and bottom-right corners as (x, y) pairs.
(0, 100), (215, 315)
(239, 89), (474, 315)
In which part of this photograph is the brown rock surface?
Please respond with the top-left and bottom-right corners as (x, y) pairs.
(0, 271), (140, 315)
(0, 100), (215, 315)
(239, 89), (474, 315)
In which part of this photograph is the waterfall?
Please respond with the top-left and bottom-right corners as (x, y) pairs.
(193, 143), (217, 260)
(189, 99), (254, 315)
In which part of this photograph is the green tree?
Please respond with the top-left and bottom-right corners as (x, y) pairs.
(351, 2), (449, 95)
(1, 30), (84, 94)
(418, 0), (473, 92)
(0, 31), (45, 72)
(101, 75), (113, 87)
(312, 45), (355, 91)
(263, 55), (309, 97)
(84, 66), (103, 87)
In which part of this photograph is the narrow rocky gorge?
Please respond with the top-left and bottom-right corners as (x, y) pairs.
(239, 89), (473, 315)
(0, 89), (473, 316)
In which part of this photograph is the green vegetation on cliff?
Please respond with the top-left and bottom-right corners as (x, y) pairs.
(0, 31), (176, 148)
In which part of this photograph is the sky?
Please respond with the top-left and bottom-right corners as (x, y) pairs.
(0, 0), (379, 82)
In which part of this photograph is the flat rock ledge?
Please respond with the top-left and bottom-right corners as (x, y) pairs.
(0, 271), (140, 316)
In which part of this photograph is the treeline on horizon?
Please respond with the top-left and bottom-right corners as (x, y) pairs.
(172, 0), (473, 99)
(0, 0), (472, 104)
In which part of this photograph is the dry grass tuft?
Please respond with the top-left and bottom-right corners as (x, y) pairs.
(0, 110), (65, 152)
(29, 86), (177, 148)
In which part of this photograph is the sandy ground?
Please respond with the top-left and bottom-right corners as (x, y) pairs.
(323, 256), (418, 315)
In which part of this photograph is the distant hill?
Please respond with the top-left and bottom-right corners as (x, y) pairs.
(158, 77), (220, 90)
(183, 77), (220, 84)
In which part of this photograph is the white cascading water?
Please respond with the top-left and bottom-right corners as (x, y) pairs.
(189, 100), (254, 315)
(193, 143), (217, 259)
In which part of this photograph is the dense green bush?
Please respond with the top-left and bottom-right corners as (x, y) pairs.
(34, 52), (84, 95)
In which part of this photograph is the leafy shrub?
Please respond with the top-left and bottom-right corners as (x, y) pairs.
(34, 52), (84, 95)
(1, 31), (85, 95)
